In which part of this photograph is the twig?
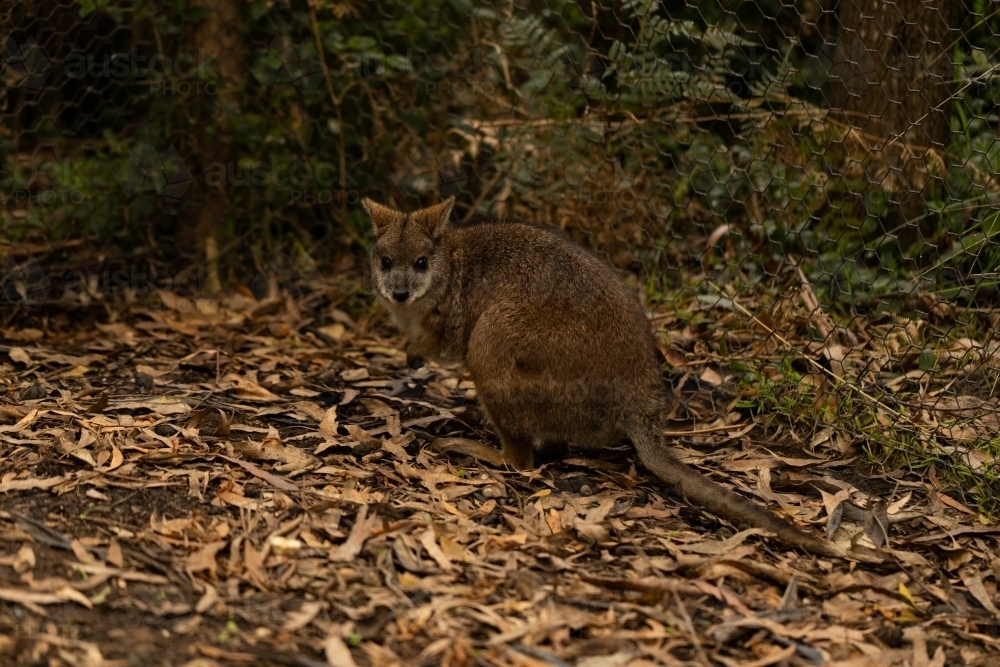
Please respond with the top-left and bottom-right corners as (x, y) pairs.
(190, 349), (222, 411)
(580, 574), (705, 597)
(673, 590), (712, 667)
(662, 423), (749, 436)
(307, 0), (356, 227)
(0, 238), (88, 258)
(461, 169), (504, 223)
(884, 36), (1000, 154)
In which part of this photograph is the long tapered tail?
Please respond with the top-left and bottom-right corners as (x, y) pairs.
(631, 425), (852, 559)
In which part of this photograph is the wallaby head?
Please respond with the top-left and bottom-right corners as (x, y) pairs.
(362, 197), (455, 307)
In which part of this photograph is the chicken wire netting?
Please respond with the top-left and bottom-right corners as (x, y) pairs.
(1, 0), (998, 506)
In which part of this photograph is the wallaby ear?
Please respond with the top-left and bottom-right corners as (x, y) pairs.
(411, 196), (455, 238)
(361, 198), (401, 237)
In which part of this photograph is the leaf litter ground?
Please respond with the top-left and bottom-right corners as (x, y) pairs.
(0, 285), (999, 667)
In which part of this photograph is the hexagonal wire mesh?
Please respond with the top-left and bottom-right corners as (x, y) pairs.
(1, 0), (998, 508)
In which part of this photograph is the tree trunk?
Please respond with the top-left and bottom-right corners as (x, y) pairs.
(186, 0), (247, 293)
(824, 0), (961, 220)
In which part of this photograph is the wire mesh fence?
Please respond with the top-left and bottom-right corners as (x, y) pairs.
(2, 0), (999, 509)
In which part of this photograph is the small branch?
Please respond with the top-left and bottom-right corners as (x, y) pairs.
(307, 1), (355, 227)
(674, 590), (712, 667)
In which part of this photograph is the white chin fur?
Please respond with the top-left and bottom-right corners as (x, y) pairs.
(384, 291), (425, 307)
(383, 295), (411, 309)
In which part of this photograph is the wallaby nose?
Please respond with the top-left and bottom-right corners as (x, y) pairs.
(392, 290), (409, 303)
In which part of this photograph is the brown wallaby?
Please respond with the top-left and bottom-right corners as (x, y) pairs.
(362, 196), (857, 560)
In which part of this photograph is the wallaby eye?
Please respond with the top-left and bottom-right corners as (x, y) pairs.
(414, 257), (428, 271)
(381, 256), (391, 270)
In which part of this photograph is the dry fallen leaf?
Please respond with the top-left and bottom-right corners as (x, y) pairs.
(0, 585), (93, 609)
(676, 529), (770, 555)
(323, 628), (358, 667)
(185, 541), (227, 581)
(283, 600), (325, 632)
(960, 569), (1000, 618)
(224, 373), (281, 401)
(0, 272), (997, 666)
(329, 505), (380, 562)
(8, 347), (32, 365)
(418, 527), (454, 571)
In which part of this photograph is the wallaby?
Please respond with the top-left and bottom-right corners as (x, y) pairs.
(362, 196), (857, 560)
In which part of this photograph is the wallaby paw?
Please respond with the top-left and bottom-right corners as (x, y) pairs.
(406, 353), (425, 369)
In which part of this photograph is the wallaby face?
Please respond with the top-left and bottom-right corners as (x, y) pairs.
(363, 197), (454, 307)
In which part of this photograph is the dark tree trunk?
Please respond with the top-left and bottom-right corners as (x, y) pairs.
(185, 0), (248, 293)
(824, 0), (962, 220)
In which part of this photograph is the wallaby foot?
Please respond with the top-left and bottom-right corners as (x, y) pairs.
(499, 437), (535, 470)
(406, 353), (424, 369)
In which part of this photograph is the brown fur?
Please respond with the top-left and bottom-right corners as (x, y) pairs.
(363, 196), (856, 559)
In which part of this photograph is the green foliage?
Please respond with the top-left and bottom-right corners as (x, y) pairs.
(5, 0), (1000, 308)
(0, 0), (987, 296)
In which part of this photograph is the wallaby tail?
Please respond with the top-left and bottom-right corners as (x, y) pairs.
(631, 425), (855, 560)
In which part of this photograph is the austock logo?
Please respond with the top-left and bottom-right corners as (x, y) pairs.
(0, 254), (52, 308)
(1, 35), (52, 98)
(392, 144), (469, 199)
(251, 37), (324, 91)
(116, 144), (193, 214)
(249, 251), (319, 300)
